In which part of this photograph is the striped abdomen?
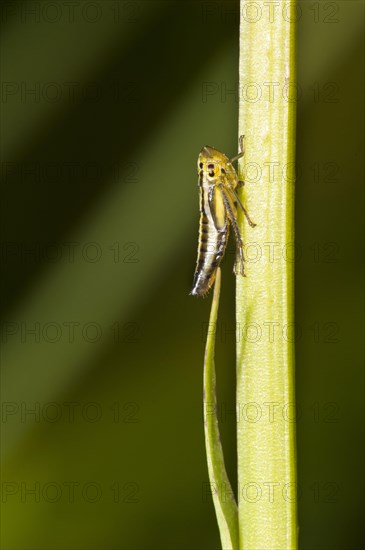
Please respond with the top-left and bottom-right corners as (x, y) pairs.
(190, 208), (229, 297)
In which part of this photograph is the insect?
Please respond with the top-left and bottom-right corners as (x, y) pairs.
(190, 135), (256, 297)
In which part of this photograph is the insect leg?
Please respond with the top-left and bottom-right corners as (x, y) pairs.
(229, 185), (256, 228)
(230, 137), (256, 227)
(229, 214), (246, 277)
(220, 187), (246, 276)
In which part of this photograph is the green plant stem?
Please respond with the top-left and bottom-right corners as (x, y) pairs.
(203, 268), (239, 550)
(236, 1), (298, 548)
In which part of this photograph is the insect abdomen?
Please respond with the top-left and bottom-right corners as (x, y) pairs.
(190, 214), (228, 297)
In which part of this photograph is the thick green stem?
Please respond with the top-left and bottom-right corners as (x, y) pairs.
(236, 1), (297, 548)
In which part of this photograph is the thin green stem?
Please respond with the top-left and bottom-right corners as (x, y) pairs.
(236, 1), (298, 548)
(203, 268), (239, 550)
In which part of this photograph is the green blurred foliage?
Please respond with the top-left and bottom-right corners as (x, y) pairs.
(1, 1), (363, 549)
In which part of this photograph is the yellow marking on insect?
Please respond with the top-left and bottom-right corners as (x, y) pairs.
(190, 136), (256, 297)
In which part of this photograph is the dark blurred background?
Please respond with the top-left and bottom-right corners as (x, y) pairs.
(0, 1), (363, 549)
